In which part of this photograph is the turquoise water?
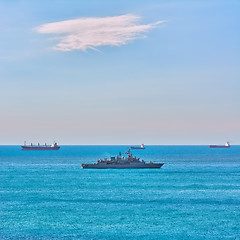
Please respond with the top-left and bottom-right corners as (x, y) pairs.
(0, 146), (240, 240)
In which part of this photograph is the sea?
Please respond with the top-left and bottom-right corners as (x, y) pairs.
(0, 145), (240, 240)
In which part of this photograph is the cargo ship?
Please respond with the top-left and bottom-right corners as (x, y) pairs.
(21, 142), (60, 151)
(209, 142), (230, 148)
(82, 149), (164, 169)
(131, 144), (145, 150)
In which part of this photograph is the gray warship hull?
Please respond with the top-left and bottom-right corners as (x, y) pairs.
(81, 162), (164, 169)
(82, 149), (164, 169)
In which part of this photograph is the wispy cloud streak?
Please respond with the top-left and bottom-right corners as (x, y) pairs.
(36, 14), (165, 51)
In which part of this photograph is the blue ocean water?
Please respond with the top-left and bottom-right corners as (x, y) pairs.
(0, 145), (240, 240)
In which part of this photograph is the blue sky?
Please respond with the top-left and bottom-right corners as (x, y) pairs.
(0, 0), (239, 145)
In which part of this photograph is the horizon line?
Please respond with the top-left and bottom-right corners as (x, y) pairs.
(0, 144), (238, 146)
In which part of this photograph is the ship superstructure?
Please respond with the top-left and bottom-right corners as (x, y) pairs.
(21, 142), (60, 151)
(81, 149), (164, 169)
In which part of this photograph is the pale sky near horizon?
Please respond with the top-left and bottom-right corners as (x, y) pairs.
(0, 0), (239, 145)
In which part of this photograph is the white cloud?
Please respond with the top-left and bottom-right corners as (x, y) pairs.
(36, 14), (165, 51)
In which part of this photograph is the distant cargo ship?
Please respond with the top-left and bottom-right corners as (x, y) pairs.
(21, 142), (60, 151)
(209, 142), (230, 148)
(131, 144), (145, 150)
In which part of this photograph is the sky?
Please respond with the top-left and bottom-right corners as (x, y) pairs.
(0, 0), (239, 145)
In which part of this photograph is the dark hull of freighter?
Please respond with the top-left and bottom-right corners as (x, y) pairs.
(21, 146), (60, 151)
(81, 163), (164, 169)
(130, 147), (145, 150)
(209, 145), (230, 148)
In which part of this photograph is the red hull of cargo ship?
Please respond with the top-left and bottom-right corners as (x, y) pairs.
(209, 145), (230, 148)
(209, 142), (230, 148)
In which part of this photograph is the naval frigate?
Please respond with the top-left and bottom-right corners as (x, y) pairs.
(81, 149), (164, 169)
